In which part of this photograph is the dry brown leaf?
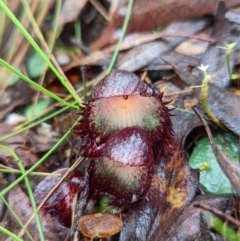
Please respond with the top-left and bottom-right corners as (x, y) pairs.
(114, 0), (240, 32)
(58, 0), (88, 27)
(119, 140), (198, 241)
(5, 185), (69, 241)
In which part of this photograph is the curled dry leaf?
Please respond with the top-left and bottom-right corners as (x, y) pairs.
(78, 213), (123, 239)
(34, 168), (86, 228)
(6, 185), (69, 241)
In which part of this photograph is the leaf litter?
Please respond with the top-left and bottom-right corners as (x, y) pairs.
(1, 1), (240, 241)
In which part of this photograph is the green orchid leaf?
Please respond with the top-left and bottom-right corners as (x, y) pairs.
(189, 132), (239, 194)
(24, 98), (50, 119)
(26, 51), (45, 78)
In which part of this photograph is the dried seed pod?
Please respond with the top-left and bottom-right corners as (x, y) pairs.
(88, 127), (154, 207)
(34, 168), (86, 228)
(78, 213), (123, 239)
(74, 70), (173, 157)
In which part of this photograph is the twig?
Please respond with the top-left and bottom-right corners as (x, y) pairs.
(194, 202), (240, 228)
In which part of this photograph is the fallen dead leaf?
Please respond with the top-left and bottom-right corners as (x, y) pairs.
(116, 17), (209, 72)
(114, 0), (240, 32)
(119, 140), (198, 241)
(4, 185), (69, 241)
(58, 0), (88, 28)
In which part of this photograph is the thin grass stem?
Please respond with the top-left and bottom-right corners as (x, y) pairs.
(0, 59), (79, 109)
(106, 0), (134, 74)
(0, 145), (45, 241)
(0, 116), (81, 197)
(0, 226), (24, 241)
(0, 0), (81, 105)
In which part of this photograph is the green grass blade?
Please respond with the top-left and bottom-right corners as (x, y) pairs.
(48, 0), (62, 51)
(0, 103), (74, 142)
(0, 145), (45, 241)
(74, 18), (81, 42)
(0, 0), (81, 105)
(0, 0), (6, 44)
(0, 59), (79, 109)
(0, 116), (81, 197)
(211, 216), (240, 241)
(0, 226), (24, 241)
(106, 0), (134, 74)
(0, 196), (34, 241)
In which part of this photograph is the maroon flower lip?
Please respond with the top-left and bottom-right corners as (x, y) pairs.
(85, 126), (154, 166)
(87, 127), (154, 207)
(74, 70), (173, 157)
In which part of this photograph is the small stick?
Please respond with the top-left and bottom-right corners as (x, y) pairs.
(80, 66), (87, 102)
(194, 202), (240, 228)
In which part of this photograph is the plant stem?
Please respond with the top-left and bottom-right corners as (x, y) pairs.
(106, 0), (134, 74)
(198, 64), (227, 131)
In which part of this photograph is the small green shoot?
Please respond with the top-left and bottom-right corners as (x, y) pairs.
(198, 64), (227, 131)
(218, 42), (236, 79)
(99, 196), (116, 214)
(231, 73), (239, 80)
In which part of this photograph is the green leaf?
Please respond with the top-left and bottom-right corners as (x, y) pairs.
(99, 196), (117, 214)
(189, 132), (239, 194)
(7, 73), (19, 86)
(26, 51), (45, 78)
(24, 99), (50, 119)
(231, 73), (239, 80)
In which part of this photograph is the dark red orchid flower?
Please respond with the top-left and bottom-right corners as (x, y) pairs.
(34, 70), (174, 230)
(74, 70), (173, 158)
